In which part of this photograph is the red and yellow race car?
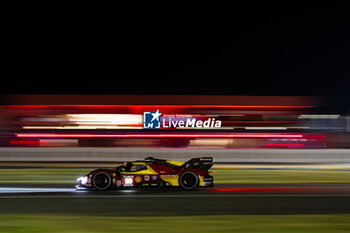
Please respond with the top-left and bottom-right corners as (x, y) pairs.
(76, 156), (214, 190)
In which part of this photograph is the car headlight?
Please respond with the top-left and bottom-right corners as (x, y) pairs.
(77, 176), (88, 184)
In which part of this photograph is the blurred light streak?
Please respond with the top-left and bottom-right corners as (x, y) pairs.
(9, 140), (47, 145)
(176, 127), (235, 130)
(22, 126), (63, 129)
(213, 187), (287, 192)
(212, 187), (312, 192)
(245, 127), (287, 130)
(67, 114), (142, 124)
(4, 105), (312, 109)
(22, 126), (142, 129)
(15, 133), (305, 138)
(188, 139), (233, 147)
(264, 144), (305, 147)
(40, 139), (78, 147)
(20, 113), (143, 129)
(298, 115), (340, 119)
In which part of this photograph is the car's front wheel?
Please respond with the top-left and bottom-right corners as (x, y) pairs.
(179, 171), (199, 190)
(92, 172), (112, 190)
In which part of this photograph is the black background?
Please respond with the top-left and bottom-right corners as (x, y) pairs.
(3, 1), (350, 107)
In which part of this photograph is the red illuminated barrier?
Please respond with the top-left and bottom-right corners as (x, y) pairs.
(15, 133), (305, 138)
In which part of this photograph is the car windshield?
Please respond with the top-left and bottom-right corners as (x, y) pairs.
(129, 165), (146, 172)
(116, 164), (146, 172)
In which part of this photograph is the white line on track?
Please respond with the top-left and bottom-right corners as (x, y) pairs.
(0, 187), (76, 193)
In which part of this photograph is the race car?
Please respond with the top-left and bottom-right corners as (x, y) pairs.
(76, 156), (214, 190)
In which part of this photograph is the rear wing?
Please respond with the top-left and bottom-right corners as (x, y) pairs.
(181, 157), (213, 171)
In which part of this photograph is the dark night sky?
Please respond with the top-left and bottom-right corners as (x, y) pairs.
(3, 1), (350, 106)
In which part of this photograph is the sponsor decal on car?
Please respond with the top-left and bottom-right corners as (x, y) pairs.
(135, 176), (142, 183)
(124, 176), (134, 186)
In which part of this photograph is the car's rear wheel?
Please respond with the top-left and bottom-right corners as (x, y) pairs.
(179, 171), (199, 190)
(92, 172), (112, 190)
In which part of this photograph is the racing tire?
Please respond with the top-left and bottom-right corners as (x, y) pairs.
(92, 172), (112, 191)
(179, 171), (199, 190)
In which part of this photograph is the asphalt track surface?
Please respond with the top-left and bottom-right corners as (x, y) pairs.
(1, 184), (350, 215)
